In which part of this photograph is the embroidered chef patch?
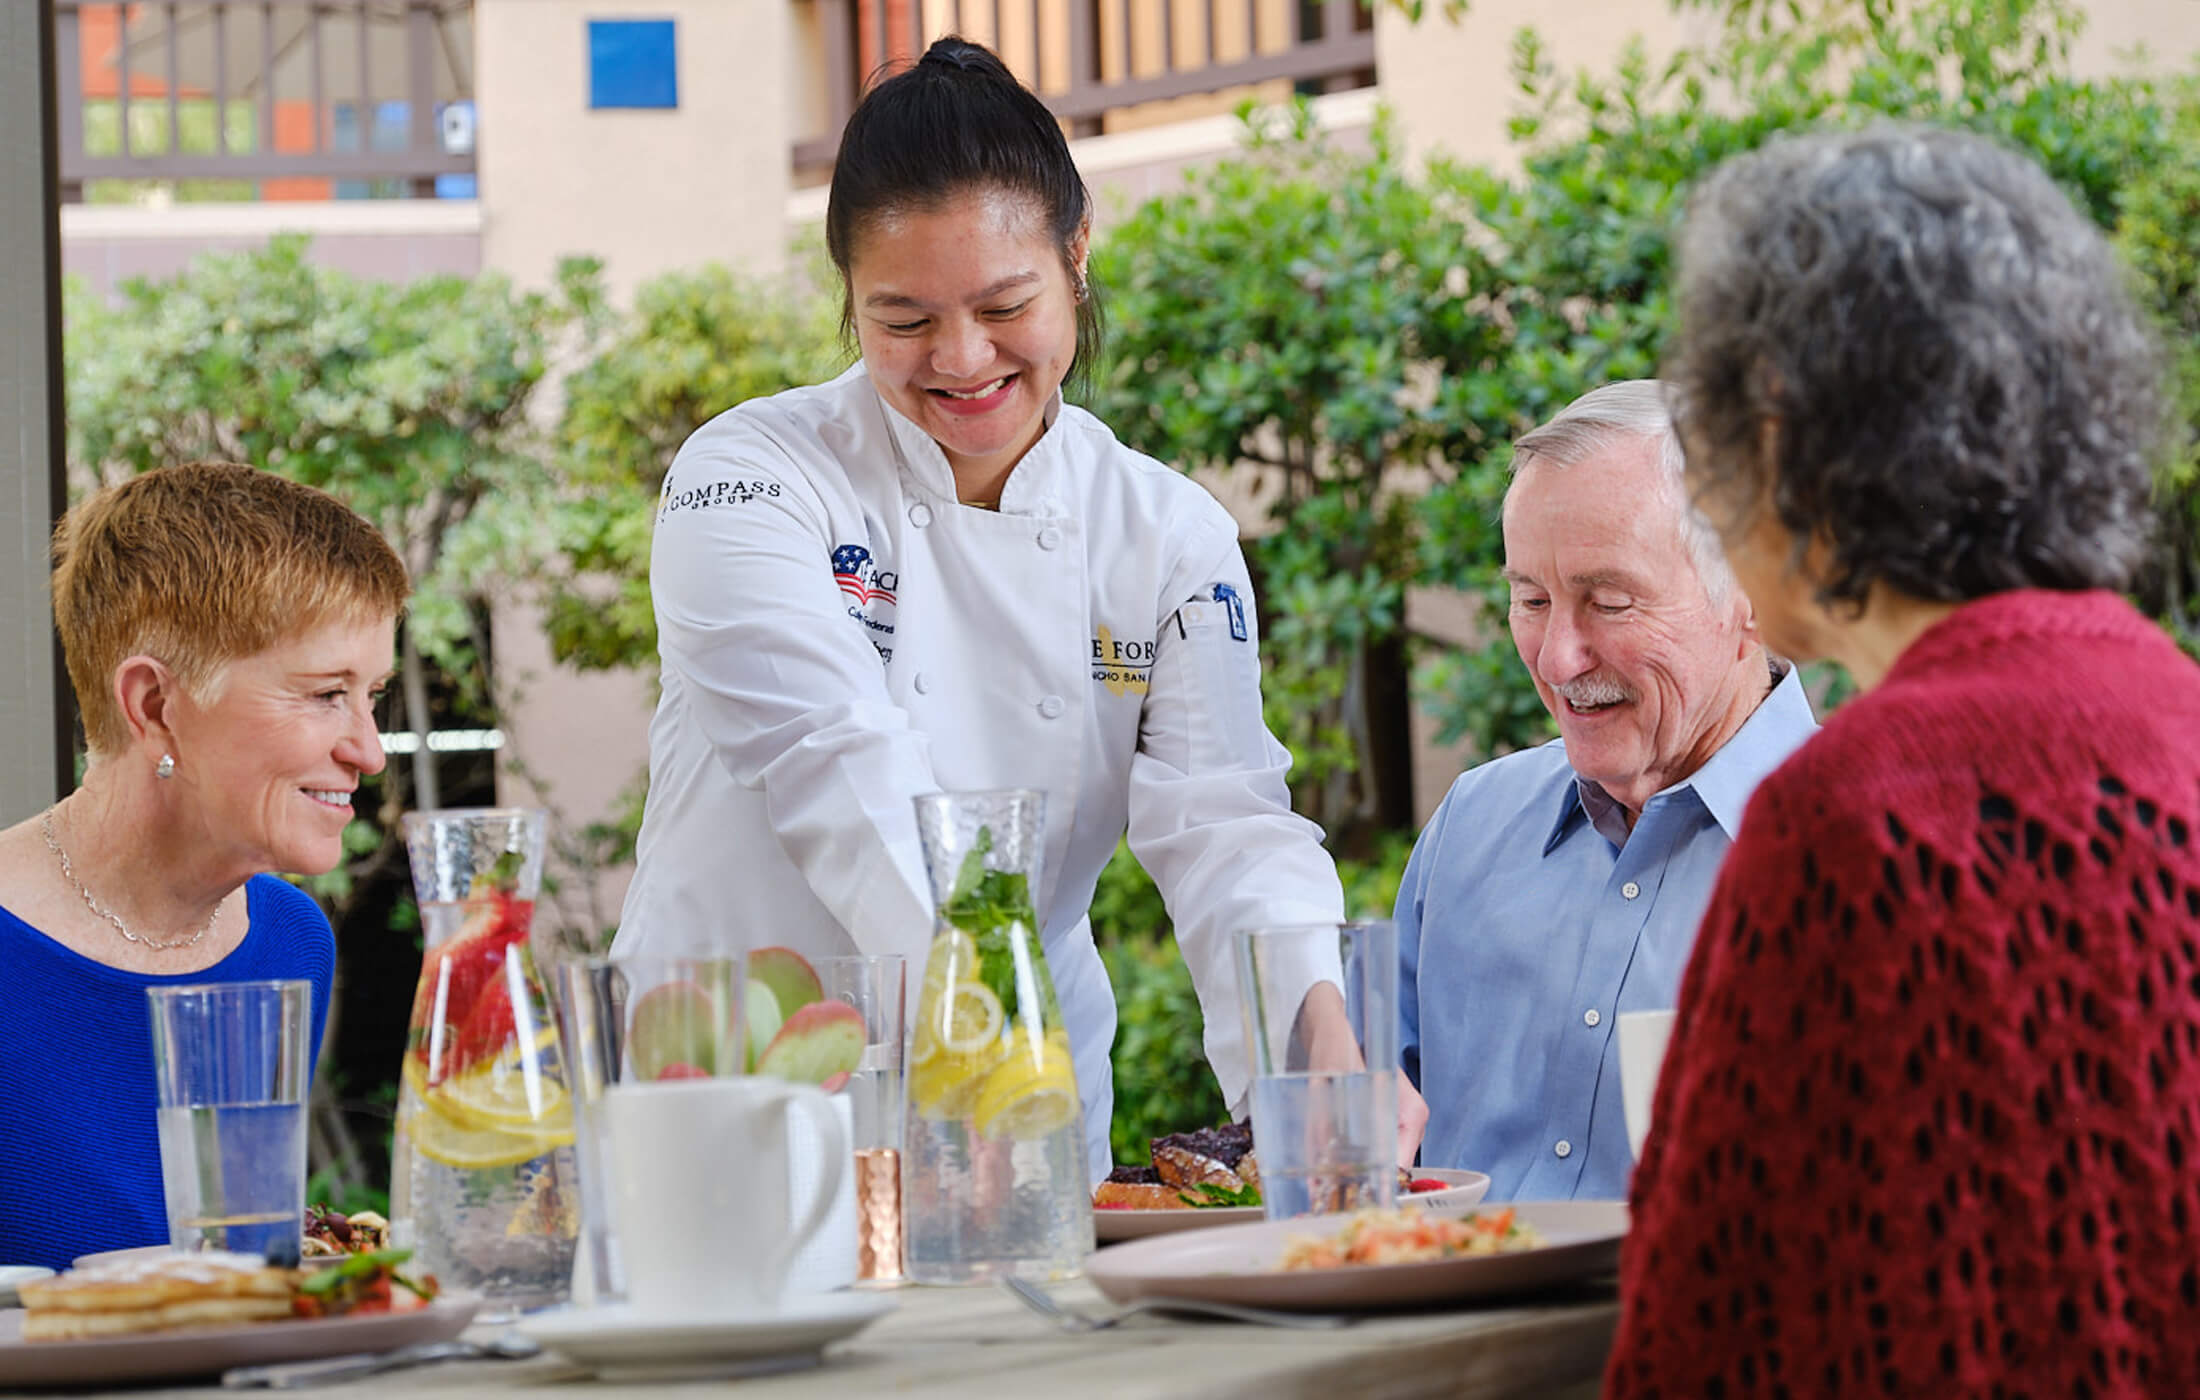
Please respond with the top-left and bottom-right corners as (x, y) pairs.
(1092, 625), (1153, 696)
(658, 475), (782, 520)
(832, 543), (899, 659)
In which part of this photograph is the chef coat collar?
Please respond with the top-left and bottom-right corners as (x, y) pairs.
(859, 360), (1068, 514)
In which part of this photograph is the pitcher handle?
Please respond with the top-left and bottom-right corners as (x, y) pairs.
(774, 1087), (848, 1284)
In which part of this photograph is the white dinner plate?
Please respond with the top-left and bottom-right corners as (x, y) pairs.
(0, 1296), (479, 1388)
(76, 1244), (349, 1272)
(0, 1266), (54, 1309)
(1094, 1166), (1493, 1242)
(1087, 1199), (1627, 1312)
(519, 1291), (896, 1381)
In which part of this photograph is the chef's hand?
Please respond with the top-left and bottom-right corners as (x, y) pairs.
(1293, 982), (1427, 1167)
(1395, 1073), (1429, 1168)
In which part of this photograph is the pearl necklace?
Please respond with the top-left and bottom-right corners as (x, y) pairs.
(40, 808), (219, 952)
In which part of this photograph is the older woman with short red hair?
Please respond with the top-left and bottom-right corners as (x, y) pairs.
(0, 462), (409, 1269)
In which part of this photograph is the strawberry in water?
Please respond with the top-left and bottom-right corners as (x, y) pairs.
(407, 852), (537, 1085)
(445, 959), (520, 1079)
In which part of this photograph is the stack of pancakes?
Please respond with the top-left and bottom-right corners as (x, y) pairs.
(17, 1252), (297, 1341)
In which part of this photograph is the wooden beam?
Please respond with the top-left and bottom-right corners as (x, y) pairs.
(0, 0), (77, 821)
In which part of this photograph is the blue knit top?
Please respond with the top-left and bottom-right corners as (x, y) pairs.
(0, 876), (334, 1270)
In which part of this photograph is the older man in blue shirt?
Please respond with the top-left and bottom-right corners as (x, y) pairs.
(1398, 380), (1815, 1201)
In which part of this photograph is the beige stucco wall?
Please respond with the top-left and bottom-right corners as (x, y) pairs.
(1373, 0), (1719, 171)
(474, 0), (792, 302)
(1377, 0), (2200, 173)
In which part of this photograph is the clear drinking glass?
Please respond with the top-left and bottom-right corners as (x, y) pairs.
(1235, 920), (1400, 1220)
(816, 954), (906, 1283)
(903, 789), (1091, 1284)
(558, 954), (749, 1307)
(391, 807), (577, 1314)
(146, 979), (312, 1256)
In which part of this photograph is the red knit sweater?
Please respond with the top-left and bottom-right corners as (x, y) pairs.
(1605, 589), (2200, 1399)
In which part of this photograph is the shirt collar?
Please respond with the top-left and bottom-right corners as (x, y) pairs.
(861, 361), (1067, 511)
(1687, 661), (1815, 839)
(1539, 661), (1817, 853)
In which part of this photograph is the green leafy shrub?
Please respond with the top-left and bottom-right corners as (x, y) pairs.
(548, 263), (843, 674)
(1095, 834), (1416, 1159)
(1090, 103), (1511, 844)
(1408, 0), (2190, 732)
(1100, 931), (1230, 1163)
(64, 235), (592, 1204)
(2113, 74), (2200, 659)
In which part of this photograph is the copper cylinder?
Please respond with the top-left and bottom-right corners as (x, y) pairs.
(856, 1147), (903, 1282)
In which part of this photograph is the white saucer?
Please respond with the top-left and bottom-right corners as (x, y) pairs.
(518, 1291), (896, 1381)
(0, 1265), (55, 1308)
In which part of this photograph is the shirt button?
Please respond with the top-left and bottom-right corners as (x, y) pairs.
(913, 673), (930, 695)
(1622, 881), (1641, 900)
(908, 502), (933, 528)
(1038, 695), (1065, 719)
(1583, 1009), (1601, 1027)
(1037, 526), (1063, 551)
(1554, 1140), (1573, 1159)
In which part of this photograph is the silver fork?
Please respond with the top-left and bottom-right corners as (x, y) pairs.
(999, 1275), (1350, 1331)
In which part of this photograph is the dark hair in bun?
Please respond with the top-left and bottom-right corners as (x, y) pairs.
(825, 36), (1101, 389)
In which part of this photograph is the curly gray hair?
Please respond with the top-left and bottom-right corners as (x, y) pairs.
(1506, 379), (1739, 606)
(1667, 124), (2163, 608)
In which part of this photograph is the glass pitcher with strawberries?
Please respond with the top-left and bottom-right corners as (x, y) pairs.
(390, 808), (578, 1313)
(903, 789), (1092, 1283)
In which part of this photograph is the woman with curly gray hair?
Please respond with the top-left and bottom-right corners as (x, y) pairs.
(1606, 125), (2200, 1397)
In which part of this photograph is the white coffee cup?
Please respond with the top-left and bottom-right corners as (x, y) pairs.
(783, 1092), (858, 1296)
(599, 1076), (848, 1316)
(1618, 1009), (1678, 1161)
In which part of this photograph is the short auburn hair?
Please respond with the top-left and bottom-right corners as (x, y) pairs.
(53, 462), (411, 756)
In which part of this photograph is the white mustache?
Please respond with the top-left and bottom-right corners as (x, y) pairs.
(1556, 676), (1632, 707)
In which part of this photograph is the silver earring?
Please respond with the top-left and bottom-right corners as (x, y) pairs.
(1073, 274), (1090, 304)
(156, 753), (175, 780)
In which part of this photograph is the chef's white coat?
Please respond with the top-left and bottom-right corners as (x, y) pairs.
(615, 362), (1345, 1180)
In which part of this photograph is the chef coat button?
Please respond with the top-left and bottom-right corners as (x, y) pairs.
(1583, 1008), (1601, 1027)
(909, 502), (933, 529)
(1038, 695), (1066, 719)
(1621, 880), (1641, 900)
(1554, 1139), (1573, 1159)
(1037, 526), (1064, 551)
(913, 673), (931, 695)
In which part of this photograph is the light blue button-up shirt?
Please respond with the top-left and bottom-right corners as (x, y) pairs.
(1396, 666), (1816, 1201)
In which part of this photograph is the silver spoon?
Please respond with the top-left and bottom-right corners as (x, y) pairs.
(999, 1275), (1350, 1332)
(220, 1333), (542, 1388)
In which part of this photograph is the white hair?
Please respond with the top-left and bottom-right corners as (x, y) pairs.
(1503, 379), (1738, 606)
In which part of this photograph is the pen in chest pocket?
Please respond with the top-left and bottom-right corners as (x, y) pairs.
(1171, 583), (1248, 641)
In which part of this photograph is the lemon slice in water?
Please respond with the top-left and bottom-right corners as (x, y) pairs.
(434, 1063), (568, 1131)
(973, 1048), (1079, 1141)
(409, 1098), (569, 1170)
(937, 980), (1004, 1056)
(910, 1045), (1003, 1122)
(923, 929), (978, 992)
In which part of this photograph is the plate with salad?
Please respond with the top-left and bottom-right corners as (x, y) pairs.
(1093, 1145), (1490, 1242)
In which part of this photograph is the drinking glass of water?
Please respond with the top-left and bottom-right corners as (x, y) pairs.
(1234, 921), (1400, 1222)
(816, 954), (906, 1283)
(145, 979), (312, 1257)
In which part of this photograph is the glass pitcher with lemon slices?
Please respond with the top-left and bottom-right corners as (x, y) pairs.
(390, 808), (579, 1314)
(903, 790), (1092, 1283)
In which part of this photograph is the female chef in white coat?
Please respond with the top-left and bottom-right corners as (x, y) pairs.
(615, 36), (1426, 1180)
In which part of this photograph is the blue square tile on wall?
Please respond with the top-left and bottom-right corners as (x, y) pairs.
(588, 19), (678, 110)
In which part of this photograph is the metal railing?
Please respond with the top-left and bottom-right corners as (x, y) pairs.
(53, 0), (474, 201)
(50, 0), (1369, 198)
(793, 0), (1376, 170)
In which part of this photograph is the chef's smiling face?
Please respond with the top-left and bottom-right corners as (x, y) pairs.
(850, 186), (1086, 493)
